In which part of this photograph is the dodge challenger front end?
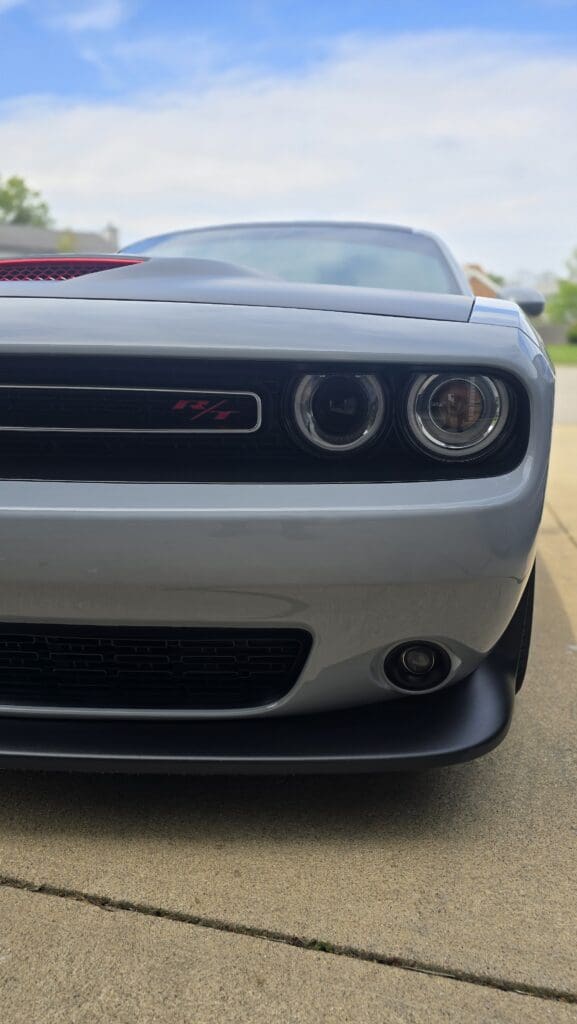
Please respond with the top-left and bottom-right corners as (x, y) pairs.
(0, 229), (554, 771)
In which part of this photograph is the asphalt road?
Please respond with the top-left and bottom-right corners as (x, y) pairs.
(0, 370), (576, 1023)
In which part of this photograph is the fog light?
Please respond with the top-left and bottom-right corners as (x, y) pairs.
(384, 642), (451, 693)
(401, 644), (437, 676)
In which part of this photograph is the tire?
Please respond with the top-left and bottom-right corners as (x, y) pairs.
(513, 566), (535, 692)
(491, 564), (536, 693)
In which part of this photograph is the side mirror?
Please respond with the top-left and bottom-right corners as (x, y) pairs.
(500, 286), (545, 319)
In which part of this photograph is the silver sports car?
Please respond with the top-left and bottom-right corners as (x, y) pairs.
(0, 221), (554, 771)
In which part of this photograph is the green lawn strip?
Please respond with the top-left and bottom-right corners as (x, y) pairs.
(546, 345), (577, 365)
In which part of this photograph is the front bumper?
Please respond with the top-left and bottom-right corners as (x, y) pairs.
(0, 466), (543, 719)
(0, 656), (515, 772)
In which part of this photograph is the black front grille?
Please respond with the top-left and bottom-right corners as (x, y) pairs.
(0, 355), (529, 483)
(0, 385), (261, 432)
(0, 624), (312, 712)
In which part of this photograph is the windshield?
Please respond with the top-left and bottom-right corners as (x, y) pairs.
(124, 224), (462, 295)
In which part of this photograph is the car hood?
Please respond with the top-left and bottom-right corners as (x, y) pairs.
(0, 256), (474, 323)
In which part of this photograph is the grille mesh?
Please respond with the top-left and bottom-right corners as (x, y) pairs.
(0, 625), (312, 712)
(0, 258), (141, 282)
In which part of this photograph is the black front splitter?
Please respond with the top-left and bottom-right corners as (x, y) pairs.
(0, 659), (515, 773)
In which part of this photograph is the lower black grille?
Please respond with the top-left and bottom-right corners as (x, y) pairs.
(0, 625), (312, 712)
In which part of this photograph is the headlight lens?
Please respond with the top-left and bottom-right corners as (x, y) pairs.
(293, 373), (385, 452)
(407, 373), (509, 458)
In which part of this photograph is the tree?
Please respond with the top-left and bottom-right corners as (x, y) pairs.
(487, 271), (505, 288)
(0, 175), (52, 227)
(546, 248), (577, 326)
(547, 280), (577, 326)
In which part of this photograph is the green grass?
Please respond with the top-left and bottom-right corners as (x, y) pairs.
(546, 345), (577, 365)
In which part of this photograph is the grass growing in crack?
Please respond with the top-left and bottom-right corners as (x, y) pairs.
(305, 939), (337, 953)
(1, 874), (576, 1007)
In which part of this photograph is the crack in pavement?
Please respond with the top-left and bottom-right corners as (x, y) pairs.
(546, 501), (577, 552)
(1, 873), (575, 1007)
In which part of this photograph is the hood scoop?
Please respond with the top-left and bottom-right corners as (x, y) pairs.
(0, 256), (143, 282)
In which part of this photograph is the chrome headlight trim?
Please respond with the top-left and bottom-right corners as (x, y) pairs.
(406, 373), (510, 458)
(293, 373), (386, 453)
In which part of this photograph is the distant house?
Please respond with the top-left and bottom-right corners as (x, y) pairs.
(0, 223), (118, 257)
(463, 264), (501, 298)
(464, 262), (567, 343)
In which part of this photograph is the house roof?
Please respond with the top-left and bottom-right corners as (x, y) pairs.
(463, 263), (501, 298)
(0, 224), (113, 256)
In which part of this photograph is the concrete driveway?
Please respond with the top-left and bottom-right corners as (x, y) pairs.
(0, 372), (576, 1023)
(553, 364), (577, 424)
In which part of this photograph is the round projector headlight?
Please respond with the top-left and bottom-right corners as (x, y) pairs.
(293, 373), (385, 452)
(406, 373), (509, 458)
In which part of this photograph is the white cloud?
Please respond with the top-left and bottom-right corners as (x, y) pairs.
(48, 0), (130, 32)
(78, 31), (228, 89)
(1, 31), (576, 275)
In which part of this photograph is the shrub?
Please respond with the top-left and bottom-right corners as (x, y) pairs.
(567, 323), (577, 345)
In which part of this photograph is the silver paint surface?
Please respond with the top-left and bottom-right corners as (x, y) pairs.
(0, 292), (554, 718)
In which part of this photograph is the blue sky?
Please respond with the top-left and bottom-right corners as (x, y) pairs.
(1, 1), (576, 275)
(1, 0), (576, 101)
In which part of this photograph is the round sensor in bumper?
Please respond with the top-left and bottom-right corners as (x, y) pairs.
(384, 642), (452, 693)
